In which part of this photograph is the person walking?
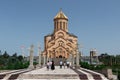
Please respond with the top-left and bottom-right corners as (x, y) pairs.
(51, 61), (55, 70)
(46, 61), (50, 70)
(49, 61), (52, 69)
(63, 61), (66, 69)
(59, 60), (63, 69)
(66, 61), (70, 68)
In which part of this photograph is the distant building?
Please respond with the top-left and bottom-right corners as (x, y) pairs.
(90, 49), (99, 65)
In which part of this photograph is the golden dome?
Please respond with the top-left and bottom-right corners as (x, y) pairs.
(54, 9), (68, 20)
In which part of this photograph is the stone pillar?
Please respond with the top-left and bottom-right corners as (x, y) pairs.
(28, 44), (34, 69)
(43, 55), (46, 66)
(39, 54), (41, 67)
(38, 44), (41, 67)
(76, 49), (80, 68)
(72, 54), (74, 67)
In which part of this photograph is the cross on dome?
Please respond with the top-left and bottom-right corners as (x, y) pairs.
(54, 9), (68, 20)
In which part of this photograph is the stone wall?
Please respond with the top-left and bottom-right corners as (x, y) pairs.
(94, 69), (114, 80)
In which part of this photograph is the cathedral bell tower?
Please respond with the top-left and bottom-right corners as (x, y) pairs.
(54, 9), (68, 32)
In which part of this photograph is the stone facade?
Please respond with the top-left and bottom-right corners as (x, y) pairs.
(42, 10), (78, 63)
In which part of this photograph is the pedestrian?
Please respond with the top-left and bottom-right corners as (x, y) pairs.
(46, 61), (49, 70)
(66, 61), (70, 68)
(69, 62), (71, 67)
(51, 61), (55, 70)
(63, 61), (66, 69)
(59, 60), (63, 69)
(49, 61), (52, 69)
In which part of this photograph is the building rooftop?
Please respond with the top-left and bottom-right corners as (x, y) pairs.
(54, 9), (68, 20)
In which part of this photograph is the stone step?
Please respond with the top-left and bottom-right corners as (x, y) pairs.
(19, 74), (79, 79)
(3, 69), (34, 80)
(3, 74), (11, 80)
(0, 74), (6, 79)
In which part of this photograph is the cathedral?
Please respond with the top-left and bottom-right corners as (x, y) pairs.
(43, 10), (78, 64)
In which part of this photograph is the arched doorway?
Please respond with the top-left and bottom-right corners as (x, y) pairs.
(59, 55), (62, 58)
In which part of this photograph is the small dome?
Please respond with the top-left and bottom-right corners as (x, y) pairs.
(54, 10), (68, 20)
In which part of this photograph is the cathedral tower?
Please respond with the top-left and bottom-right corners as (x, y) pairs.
(54, 9), (68, 32)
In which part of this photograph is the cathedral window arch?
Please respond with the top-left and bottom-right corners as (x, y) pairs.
(60, 21), (62, 29)
(58, 32), (64, 38)
(57, 21), (59, 30)
(55, 21), (57, 30)
(59, 48), (62, 53)
(63, 22), (65, 30)
(63, 22), (65, 27)
(66, 22), (67, 30)
(58, 40), (64, 46)
(68, 39), (73, 43)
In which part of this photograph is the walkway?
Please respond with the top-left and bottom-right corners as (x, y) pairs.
(19, 66), (79, 80)
(18, 66), (108, 80)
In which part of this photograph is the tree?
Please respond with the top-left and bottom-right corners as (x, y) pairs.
(18, 55), (23, 62)
(12, 53), (17, 58)
(3, 51), (9, 58)
(0, 57), (4, 66)
(0, 51), (29, 70)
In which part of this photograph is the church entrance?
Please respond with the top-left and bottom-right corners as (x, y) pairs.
(50, 48), (67, 65)
(52, 55), (67, 66)
(52, 58), (67, 66)
(59, 55), (62, 58)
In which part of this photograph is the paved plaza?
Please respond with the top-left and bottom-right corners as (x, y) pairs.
(24, 66), (77, 75)
(19, 66), (79, 80)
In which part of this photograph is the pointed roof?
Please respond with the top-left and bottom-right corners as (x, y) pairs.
(54, 9), (68, 20)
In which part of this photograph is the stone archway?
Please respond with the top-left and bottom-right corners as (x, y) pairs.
(59, 55), (62, 58)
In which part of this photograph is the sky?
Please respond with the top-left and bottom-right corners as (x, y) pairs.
(0, 0), (120, 56)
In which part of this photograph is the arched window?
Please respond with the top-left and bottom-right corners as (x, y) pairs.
(66, 22), (67, 30)
(55, 21), (57, 30)
(58, 41), (64, 46)
(57, 22), (59, 30)
(63, 22), (65, 27)
(60, 22), (62, 29)
(63, 22), (65, 30)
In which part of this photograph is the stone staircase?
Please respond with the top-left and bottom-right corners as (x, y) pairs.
(0, 70), (21, 80)
(0, 74), (6, 79)
(19, 66), (80, 79)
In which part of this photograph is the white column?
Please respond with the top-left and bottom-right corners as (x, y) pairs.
(76, 49), (80, 67)
(38, 44), (41, 67)
(28, 44), (34, 69)
(43, 55), (46, 66)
